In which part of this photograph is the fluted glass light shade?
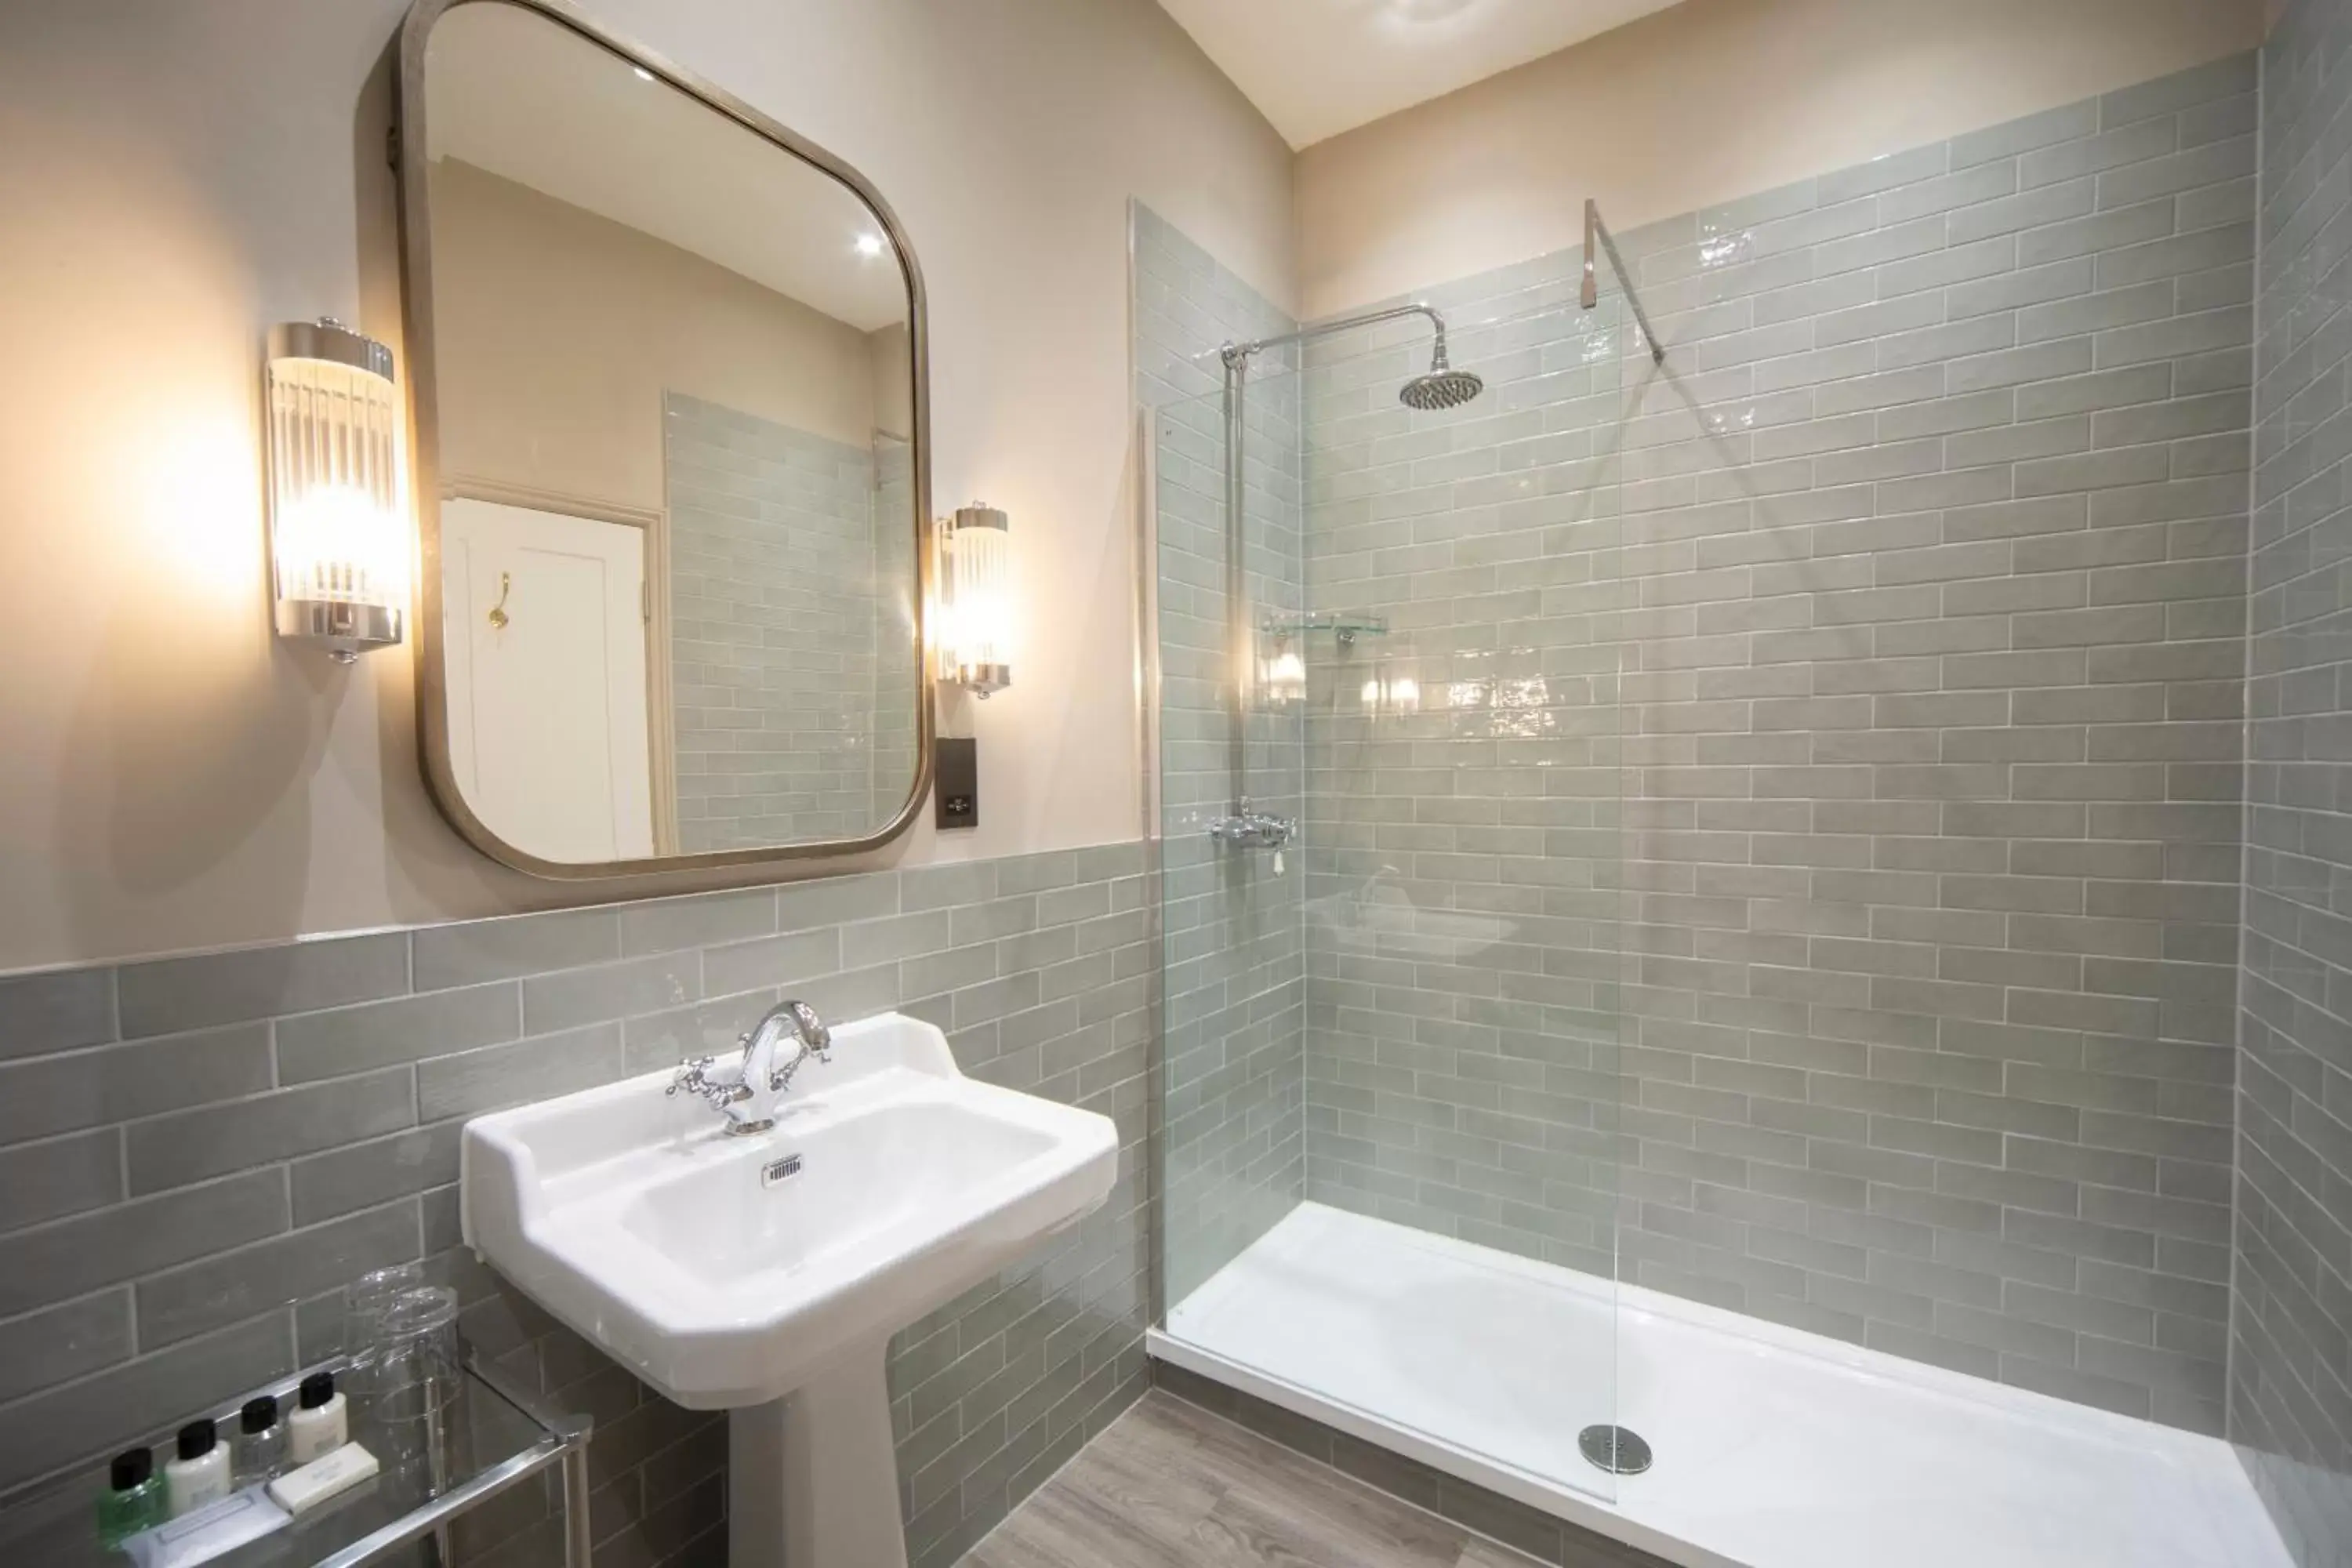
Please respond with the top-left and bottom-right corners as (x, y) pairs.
(1263, 638), (1305, 706)
(264, 319), (405, 662)
(935, 503), (1012, 697)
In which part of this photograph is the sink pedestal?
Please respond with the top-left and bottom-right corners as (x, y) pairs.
(729, 1339), (906, 1568)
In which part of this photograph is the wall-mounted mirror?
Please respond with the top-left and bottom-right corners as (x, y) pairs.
(397, 0), (930, 877)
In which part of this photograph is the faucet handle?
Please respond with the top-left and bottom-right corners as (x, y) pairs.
(667, 1056), (732, 1110)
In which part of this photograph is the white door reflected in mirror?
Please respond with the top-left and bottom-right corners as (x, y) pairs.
(442, 496), (656, 862)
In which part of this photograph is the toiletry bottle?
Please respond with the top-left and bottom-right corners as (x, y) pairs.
(165, 1420), (230, 1516)
(97, 1446), (165, 1546)
(287, 1372), (347, 1465)
(233, 1395), (286, 1487)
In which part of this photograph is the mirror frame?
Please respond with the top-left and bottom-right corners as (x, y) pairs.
(394, 0), (935, 881)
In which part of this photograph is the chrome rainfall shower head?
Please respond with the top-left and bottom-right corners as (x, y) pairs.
(1399, 332), (1483, 411)
(1401, 365), (1485, 411)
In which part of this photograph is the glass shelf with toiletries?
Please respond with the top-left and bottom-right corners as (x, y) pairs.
(1258, 610), (1391, 646)
(0, 1346), (590, 1568)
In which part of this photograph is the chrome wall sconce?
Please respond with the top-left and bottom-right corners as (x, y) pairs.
(263, 319), (406, 663)
(934, 502), (1013, 698)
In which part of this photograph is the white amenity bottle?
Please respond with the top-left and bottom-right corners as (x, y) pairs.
(164, 1420), (230, 1516)
(286, 1372), (348, 1465)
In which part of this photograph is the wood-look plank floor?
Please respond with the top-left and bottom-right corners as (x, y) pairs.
(964, 1392), (1544, 1568)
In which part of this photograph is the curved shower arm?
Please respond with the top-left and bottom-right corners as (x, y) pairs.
(1222, 302), (1451, 369)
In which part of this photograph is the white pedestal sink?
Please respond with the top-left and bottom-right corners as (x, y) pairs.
(461, 1012), (1120, 1568)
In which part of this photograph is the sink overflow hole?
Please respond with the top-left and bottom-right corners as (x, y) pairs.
(761, 1153), (804, 1187)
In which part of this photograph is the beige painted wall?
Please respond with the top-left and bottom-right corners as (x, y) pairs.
(1297, 0), (2268, 318)
(432, 158), (880, 507)
(0, 0), (1291, 971)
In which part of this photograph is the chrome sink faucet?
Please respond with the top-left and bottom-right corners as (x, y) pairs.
(668, 999), (832, 1136)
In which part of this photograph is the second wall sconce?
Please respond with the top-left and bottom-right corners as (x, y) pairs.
(263, 319), (406, 663)
(935, 502), (1013, 698)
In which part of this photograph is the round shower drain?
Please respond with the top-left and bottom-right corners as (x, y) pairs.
(1578, 1425), (1653, 1475)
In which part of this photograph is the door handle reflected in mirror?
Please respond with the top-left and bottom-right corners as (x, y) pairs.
(487, 571), (512, 631)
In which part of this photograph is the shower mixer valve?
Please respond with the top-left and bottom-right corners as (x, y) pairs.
(1210, 807), (1295, 854)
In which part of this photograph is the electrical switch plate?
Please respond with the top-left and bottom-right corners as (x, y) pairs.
(935, 738), (977, 829)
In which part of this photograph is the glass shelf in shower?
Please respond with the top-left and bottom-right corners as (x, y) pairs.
(1259, 611), (1389, 643)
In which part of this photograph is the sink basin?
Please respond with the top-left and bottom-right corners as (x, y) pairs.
(461, 1011), (1120, 1568)
(614, 1098), (1059, 1290)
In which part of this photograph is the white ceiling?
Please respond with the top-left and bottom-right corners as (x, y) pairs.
(1156, 0), (1693, 149)
(424, 3), (909, 333)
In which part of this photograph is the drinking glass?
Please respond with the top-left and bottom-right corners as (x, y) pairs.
(367, 1286), (466, 1486)
(342, 1261), (427, 1406)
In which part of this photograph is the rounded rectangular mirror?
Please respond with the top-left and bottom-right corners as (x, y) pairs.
(397, 0), (931, 877)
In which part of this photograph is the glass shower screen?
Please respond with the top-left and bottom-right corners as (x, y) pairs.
(1149, 271), (1632, 1507)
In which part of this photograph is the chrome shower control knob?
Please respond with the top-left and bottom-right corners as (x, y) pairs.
(1209, 809), (1296, 851)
